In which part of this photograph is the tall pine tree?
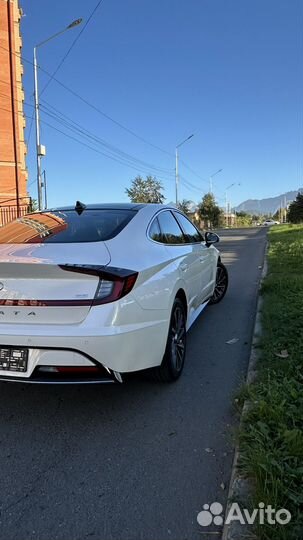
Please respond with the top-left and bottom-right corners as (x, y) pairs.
(287, 192), (303, 223)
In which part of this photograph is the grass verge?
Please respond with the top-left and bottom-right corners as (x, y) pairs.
(238, 224), (303, 540)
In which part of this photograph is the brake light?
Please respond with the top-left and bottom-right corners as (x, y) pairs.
(93, 273), (138, 305)
(39, 366), (100, 373)
(123, 274), (138, 295)
(59, 264), (138, 306)
(56, 367), (100, 373)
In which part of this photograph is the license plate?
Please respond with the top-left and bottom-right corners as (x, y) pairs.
(0, 348), (28, 372)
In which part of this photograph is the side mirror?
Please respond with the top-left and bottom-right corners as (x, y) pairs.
(205, 231), (220, 247)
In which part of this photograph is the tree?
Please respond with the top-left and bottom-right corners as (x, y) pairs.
(177, 199), (191, 215)
(125, 175), (165, 203)
(198, 193), (224, 228)
(30, 198), (38, 212)
(287, 192), (303, 224)
(235, 211), (252, 227)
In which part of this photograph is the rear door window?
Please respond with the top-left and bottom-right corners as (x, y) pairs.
(0, 209), (136, 244)
(157, 211), (186, 244)
(173, 212), (203, 243)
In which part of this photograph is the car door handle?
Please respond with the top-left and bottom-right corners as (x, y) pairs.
(180, 263), (188, 272)
(199, 256), (205, 262)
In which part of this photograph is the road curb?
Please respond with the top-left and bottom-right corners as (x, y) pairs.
(221, 240), (268, 540)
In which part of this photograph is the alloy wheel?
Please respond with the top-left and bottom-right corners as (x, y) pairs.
(212, 264), (228, 302)
(171, 305), (186, 371)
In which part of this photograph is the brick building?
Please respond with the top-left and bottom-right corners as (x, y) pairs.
(0, 0), (29, 225)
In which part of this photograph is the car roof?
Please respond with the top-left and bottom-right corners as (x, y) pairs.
(46, 203), (147, 212)
(44, 203), (181, 214)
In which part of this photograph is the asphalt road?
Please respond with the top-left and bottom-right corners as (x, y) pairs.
(0, 227), (267, 540)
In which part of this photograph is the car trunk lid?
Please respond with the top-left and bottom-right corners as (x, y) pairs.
(0, 242), (111, 324)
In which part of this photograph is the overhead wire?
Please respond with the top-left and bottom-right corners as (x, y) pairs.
(1, 44), (216, 194)
(42, 118), (174, 182)
(179, 175), (204, 195)
(0, 82), (35, 147)
(0, 105), (173, 182)
(39, 0), (104, 97)
(39, 100), (174, 175)
(0, 85), (174, 176)
(0, 44), (173, 158)
(179, 158), (209, 185)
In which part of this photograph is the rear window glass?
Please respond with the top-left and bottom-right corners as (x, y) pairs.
(0, 209), (136, 244)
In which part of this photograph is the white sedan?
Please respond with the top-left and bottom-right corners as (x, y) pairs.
(0, 203), (228, 384)
(262, 219), (279, 226)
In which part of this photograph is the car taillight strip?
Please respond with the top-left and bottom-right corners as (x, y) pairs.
(0, 299), (93, 307)
(59, 264), (137, 280)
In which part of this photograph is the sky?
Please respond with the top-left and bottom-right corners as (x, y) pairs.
(20, 0), (303, 209)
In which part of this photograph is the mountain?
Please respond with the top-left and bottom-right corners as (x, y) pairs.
(236, 188), (303, 215)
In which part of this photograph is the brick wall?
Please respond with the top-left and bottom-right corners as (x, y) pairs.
(0, 0), (28, 208)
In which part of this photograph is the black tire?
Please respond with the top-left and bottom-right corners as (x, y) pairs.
(209, 262), (228, 305)
(150, 298), (187, 382)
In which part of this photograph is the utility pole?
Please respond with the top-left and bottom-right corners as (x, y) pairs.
(225, 192), (228, 226)
(33, 46), (43, 211)
(33, 18), (82, 211)
(209, 168), (223, 195)
(224, 182), (240, 227)
(42, 170), (47, 209)
(175, 147), (179, 205)
(284, 196), (287, 223)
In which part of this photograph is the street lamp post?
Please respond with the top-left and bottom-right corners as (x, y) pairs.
(225, 182), (240, 225)
(209, 168), (223, 194)
(33, 18), (82, 210)
(175, 134), (194, 205)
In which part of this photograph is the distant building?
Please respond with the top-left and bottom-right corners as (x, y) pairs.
(0, 0), (29, 225)
(223, 211), (236, 227)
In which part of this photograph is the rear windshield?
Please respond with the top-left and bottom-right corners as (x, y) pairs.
(0, 209), (137, 244)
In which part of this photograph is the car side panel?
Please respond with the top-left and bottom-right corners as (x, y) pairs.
(162, 244), (202, 311)
(200, 244), (219, 301)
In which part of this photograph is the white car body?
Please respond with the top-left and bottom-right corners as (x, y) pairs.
(262, 219), (279, 226)
(0, 203), (220, 383)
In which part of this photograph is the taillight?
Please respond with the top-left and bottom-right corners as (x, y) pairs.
(93, 273), (138, 305)
(95, 280), (116, 300)
(59, 264), (138, 306)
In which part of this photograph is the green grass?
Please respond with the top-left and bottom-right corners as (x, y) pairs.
(237, 224), (303, 540)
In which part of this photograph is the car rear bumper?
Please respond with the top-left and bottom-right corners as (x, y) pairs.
(0, 303), (169, 382)
(0, 369), (116, 385)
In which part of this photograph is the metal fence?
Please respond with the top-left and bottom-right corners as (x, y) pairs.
(0, 204), (31, 227)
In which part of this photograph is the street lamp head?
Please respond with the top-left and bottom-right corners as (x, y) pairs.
(176, 133), (195, 148)
(67, 18), (83, 29)
(36, 17), (83, 48)
(210, 168), (223, 179)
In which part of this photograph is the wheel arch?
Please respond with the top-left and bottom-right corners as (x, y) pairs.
(175, 288), (188, 320)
